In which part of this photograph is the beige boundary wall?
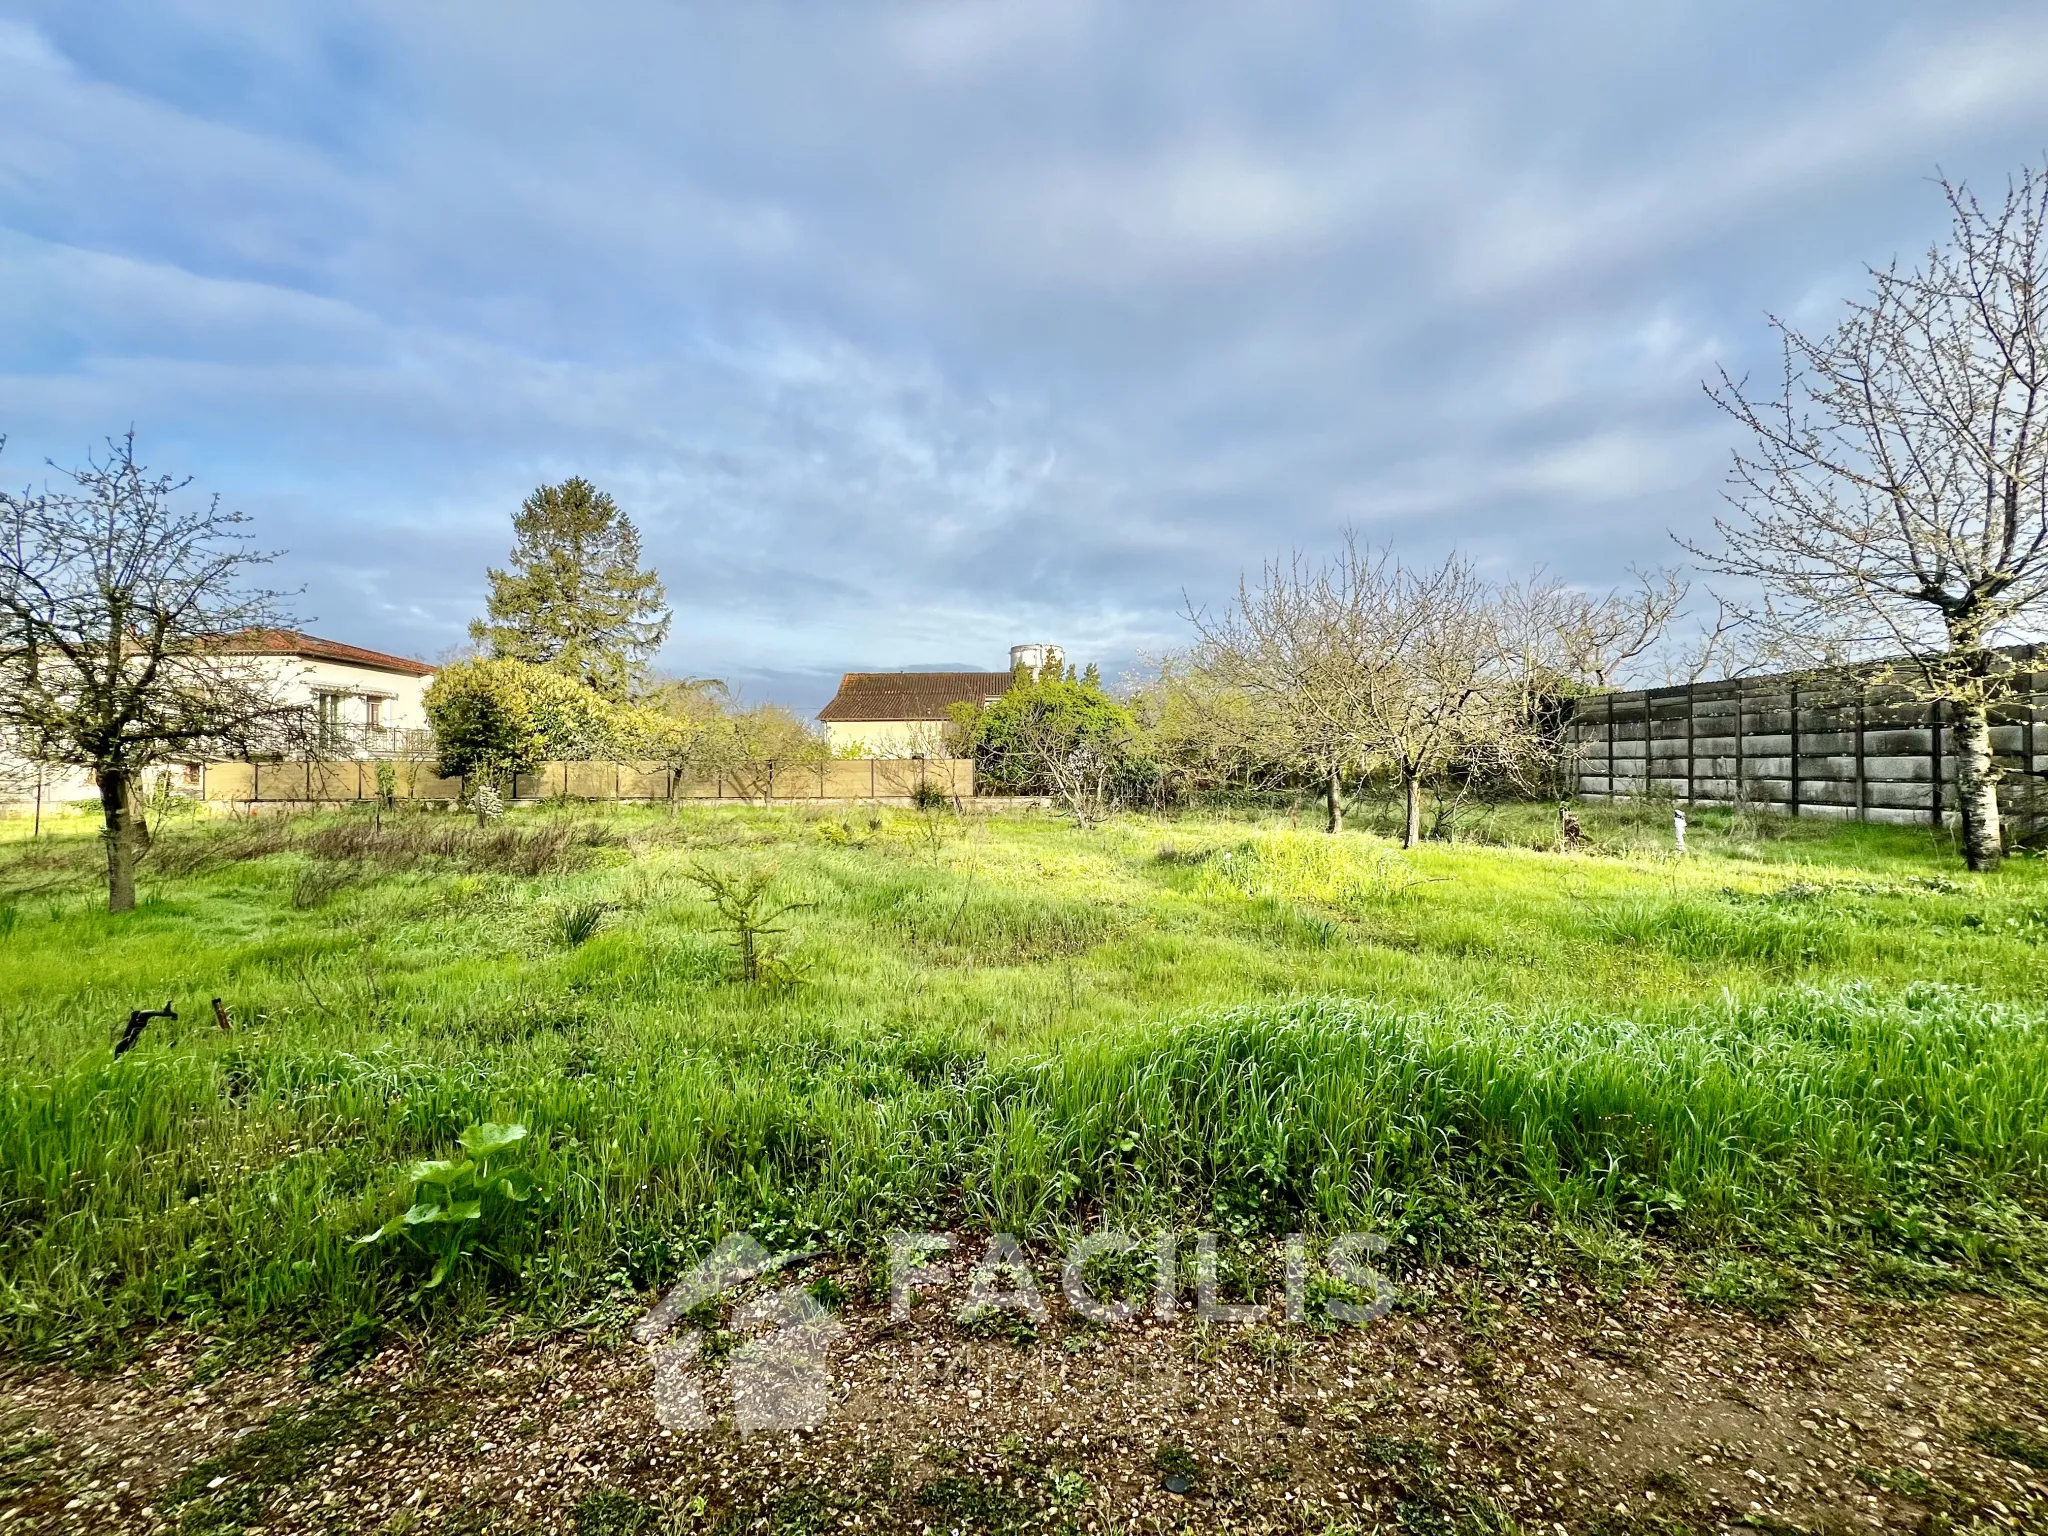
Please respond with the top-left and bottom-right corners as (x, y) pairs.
(200, 757), (974, 808)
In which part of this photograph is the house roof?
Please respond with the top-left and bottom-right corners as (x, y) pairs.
(817, 671), (1013, 723)
(220, 629), (437, 678)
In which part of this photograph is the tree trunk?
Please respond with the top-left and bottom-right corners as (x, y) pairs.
(1954, 699), (2003, 872)
(97, 766), (146, 913)
(1402, 770), (1421, 849)
(1324, 766), (1343, 834)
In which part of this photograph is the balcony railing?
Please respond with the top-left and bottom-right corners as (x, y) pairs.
(312, 722), (436, 758)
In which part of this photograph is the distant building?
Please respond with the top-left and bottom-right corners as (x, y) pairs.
(224, 629), (437, 755)
(1, 630), (437, 813)
(815, 644), (1059, 757)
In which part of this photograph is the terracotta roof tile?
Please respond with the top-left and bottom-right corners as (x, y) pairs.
(816, 671), (1013, 723)
(219, 629), (436, 678)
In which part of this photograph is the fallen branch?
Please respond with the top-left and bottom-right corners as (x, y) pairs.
(113, 1000), (177, 1057)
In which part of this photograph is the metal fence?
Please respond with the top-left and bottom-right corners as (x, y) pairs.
(1564, 660), (2046, 830)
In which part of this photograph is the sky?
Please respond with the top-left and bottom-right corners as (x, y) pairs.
(4, 2), (2048, 714)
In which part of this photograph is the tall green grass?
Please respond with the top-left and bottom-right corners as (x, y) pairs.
(0, 801), (2044, 1357)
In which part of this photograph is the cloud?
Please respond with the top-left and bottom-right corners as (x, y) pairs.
(0, 17), (66, 70)
(3, 0), (2047, 700)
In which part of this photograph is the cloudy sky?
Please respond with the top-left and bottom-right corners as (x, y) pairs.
(4, 2), (2047, 710)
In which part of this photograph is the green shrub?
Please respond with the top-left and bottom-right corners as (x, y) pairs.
(423, 657), (672, 784)
(970, 672), (1139, 795)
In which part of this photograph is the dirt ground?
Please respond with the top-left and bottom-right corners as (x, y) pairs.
(4, 1266), (2047, 1536)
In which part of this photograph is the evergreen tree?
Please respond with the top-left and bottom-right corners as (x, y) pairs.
(469, 478), (671, 698)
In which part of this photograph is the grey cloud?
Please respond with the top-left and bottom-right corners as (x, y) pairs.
(3, 0), (2047, 693)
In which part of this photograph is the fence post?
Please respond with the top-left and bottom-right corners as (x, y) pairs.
(1789, 680), (1801, 819)
(1733, 678), (1744, 809)
(1605, 694), (1616, 802)
(1684, 682), (1695, 805)
(1930, 699), (1943, 826)
(1854, 683), (1867, 823)
(2029, 670), (2040, 834)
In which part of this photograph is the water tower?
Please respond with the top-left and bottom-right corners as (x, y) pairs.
(1009, 642), (1064, 676)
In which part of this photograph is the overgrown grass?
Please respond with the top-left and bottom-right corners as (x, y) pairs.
(1, 797), (2045, 1359)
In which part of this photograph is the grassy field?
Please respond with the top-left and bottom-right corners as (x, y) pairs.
(1, 795), (2045, 1362)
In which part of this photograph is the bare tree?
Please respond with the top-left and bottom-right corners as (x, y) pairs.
(1127, 652), (1296, 801)
(1191, 538), (1529, 845)
(1697, 165), (2048, 871)
(0, 434), (306, 909)
(0, 727), (46, 807)
(641, 674), (729, 812)
(1336, 549), (1525, 848)
(994, 709), (1121, 828)
(1187, 547), (1376, 832)
(1500, 565), (1689, 692)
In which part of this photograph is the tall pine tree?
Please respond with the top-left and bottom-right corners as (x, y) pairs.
(469, 478), (671, 698)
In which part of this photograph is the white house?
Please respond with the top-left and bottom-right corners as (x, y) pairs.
(1, 630), (437, 814)
(815, 643), (1059, 757)
(226, 629), (438, 752)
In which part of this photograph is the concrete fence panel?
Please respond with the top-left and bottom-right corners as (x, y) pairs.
(1565, 658), (2045, 830)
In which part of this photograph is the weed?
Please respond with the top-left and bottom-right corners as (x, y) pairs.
(160, 1395), (378, 1532)
(290, 859), (357, 909)
(307, 1310), (381, 1380)
(1968, 1421), (2048, 1470)
(1685, 1256), (1807, 1321)
(553, 900), (612, 947)
(1153, 1440), (1203, 1493)
(3, 801), (2047, 1359)
(1048, 1468), (1091, 1505)
(0, 1417), (55, 1496)
(356, 1121), (536, 1293)
(1244, 1325), (1302, 1366)
(916, 1474), (1034, 1532)
(1361, 1433), (1439, 1472)
(955, 1302), (1039, 1346)
(573, 1488), (663, 1535)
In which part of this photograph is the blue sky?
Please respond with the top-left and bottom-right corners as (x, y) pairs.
(4, 2), (2047, 712)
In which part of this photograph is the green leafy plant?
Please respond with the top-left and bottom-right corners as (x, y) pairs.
(356, 1121), (534, 1291)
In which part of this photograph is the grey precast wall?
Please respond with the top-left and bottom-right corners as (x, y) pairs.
(1564, 650), (2048, 832)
